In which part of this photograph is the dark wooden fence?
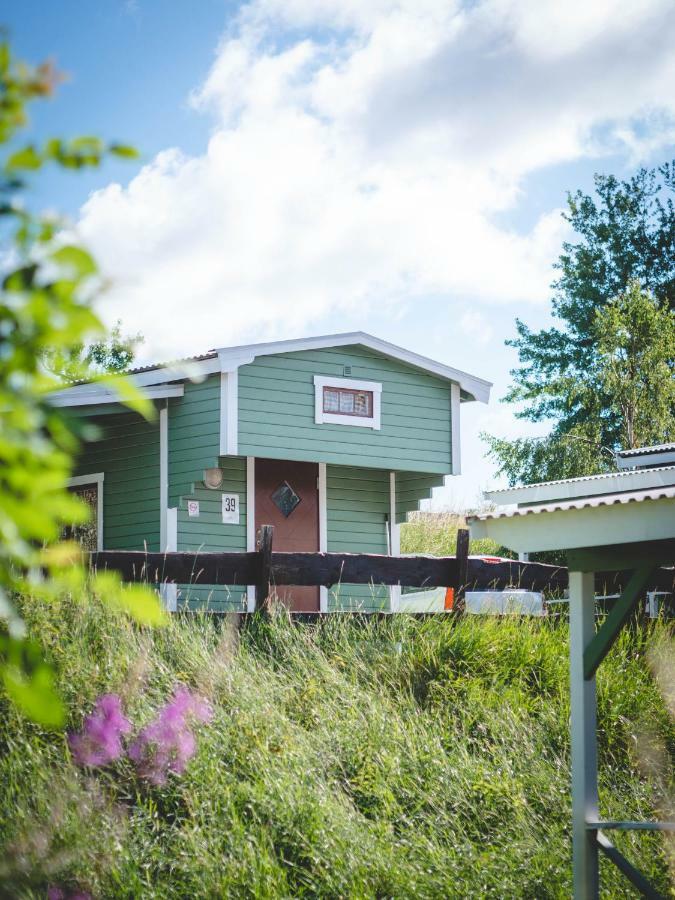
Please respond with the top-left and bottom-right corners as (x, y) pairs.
(88, 526), (675, 613)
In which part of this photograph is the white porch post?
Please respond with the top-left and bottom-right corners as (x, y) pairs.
(246, 456), (256, 612)
(569, 570), (599, 899)
(159, 404), (168, 550)
(318, 463), (328, 613)
(389, 471), (400, 612)
(161, 507), (178, 612)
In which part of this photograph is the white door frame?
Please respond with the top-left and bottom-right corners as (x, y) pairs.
(68, 472), (105, 551)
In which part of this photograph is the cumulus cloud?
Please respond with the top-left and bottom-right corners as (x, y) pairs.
(78, 0), (675, 360)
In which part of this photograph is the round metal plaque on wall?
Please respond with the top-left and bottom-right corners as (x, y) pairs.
(204, 468), (224, 489)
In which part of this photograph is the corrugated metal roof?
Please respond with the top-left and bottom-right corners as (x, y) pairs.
(126, 352), (217, 376)
(486, 465), (675, 495)
(617, 443), (675, 457)
(469, 486), (675, 523)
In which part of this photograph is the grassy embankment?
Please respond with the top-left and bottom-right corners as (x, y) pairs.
(0, 515), (673, 898)
(401, 511), (511, 558)
(1, 602), (673, 897)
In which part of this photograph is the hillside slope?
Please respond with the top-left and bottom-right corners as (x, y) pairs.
(0, 596), (673, 898)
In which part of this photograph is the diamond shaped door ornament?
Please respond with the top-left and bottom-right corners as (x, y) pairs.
(271, 481), (301, 518)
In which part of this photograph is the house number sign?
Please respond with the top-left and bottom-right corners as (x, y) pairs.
(221, 493), (240, 525)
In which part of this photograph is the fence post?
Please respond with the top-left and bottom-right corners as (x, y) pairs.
(453, 527), (470, 615)
(256, 524), (274, 613)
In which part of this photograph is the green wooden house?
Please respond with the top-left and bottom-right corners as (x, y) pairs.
(51, 333), (491, 612)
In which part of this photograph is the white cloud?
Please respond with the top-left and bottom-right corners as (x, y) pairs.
(78, 0), (675, 362)
(459, 310), (493, 347)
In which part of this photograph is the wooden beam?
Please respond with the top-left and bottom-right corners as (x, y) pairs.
(453, 528), (470, 614)
(269, 551), (456, 588)
(583, 562), (655, 680)
(88, 550), (671, 594)
(255, 525), (274, 613)
(90, 550), (260, 584)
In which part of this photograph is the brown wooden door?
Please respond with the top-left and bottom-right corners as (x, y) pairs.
(255, 458), (320, 611)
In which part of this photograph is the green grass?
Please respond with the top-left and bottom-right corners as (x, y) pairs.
(401, 511), (515, 558)
(0, 594), (673, 898)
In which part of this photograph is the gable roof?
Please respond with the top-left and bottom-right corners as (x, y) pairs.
(212, 333), (491, 402)
(49, 331), (492, 406)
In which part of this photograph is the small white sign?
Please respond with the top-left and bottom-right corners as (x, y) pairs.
(187, 499), (200, 517)
(222, 493), (240, 524)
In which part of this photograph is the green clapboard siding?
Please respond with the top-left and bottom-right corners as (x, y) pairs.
(73, 412), (160, 551)
(396, 472), (446, 524)
(177, 455), (248, 612)
(169, 375), (221, 505)
(238, 346), (452, 474)
(326, 465), (390, 611)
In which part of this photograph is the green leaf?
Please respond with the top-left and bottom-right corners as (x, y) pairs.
(118, 585), (166, 625)
(109, 143), (139, 160)
(97, 373), (155, 420)
(6, 144), (42, 171)
(91, 572), (166, 625)
(0, 636), (65, 728)
(70, 135), (104, 153)
(50, 244), (98, 278)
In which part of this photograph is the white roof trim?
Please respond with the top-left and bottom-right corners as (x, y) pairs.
(485, 466), (675, 507)
(49, 383), (185, 407)
(47, 331), (491, 405)
(215, 332), (491, 403)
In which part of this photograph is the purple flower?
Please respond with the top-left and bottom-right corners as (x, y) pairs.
(68, 694), (131, 767)
(128, 686), (212, 785)
(47, 888), (91, 900)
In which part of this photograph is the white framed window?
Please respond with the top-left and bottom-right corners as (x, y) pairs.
(66, 472), (104, 551)
(314, 375), (382, 429)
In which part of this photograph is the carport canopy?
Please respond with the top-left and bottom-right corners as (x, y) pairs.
(468, 463), (675, 900)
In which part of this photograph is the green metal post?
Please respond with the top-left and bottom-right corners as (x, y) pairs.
(569, 570), (599, 899)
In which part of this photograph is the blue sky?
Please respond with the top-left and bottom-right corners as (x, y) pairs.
(7, 0), (675, 506)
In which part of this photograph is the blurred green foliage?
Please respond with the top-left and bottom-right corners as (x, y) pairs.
(0, 38), (163, 727)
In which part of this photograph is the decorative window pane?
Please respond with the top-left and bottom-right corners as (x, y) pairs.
(65, 484), (98, 551)
(339, 391), (354, 413)
(323, 389), (340, 412)
(322, 386), (374, 418)
(271, 481), (301, 517)
(354, 392), (371, 415)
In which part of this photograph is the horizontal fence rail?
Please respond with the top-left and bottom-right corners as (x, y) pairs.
(88, 548), (674, 603)
(89, 551), (570, 591)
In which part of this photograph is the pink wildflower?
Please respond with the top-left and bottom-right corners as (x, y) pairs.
(128, 686), (212, 785)
(68, 694), (131, 767)
(47, 888), (91, 900)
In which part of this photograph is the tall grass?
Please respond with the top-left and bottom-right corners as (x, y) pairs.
(0, 594), (673, 898)
(401, 511), (514, 558)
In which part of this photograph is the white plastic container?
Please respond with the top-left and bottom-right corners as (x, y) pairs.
(465, 590), (545, 616)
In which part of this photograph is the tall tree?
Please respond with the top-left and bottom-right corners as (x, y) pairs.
(44, 319), (145, 381)
(595, 281), (674, 451)
(485, 163), (675, 485)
